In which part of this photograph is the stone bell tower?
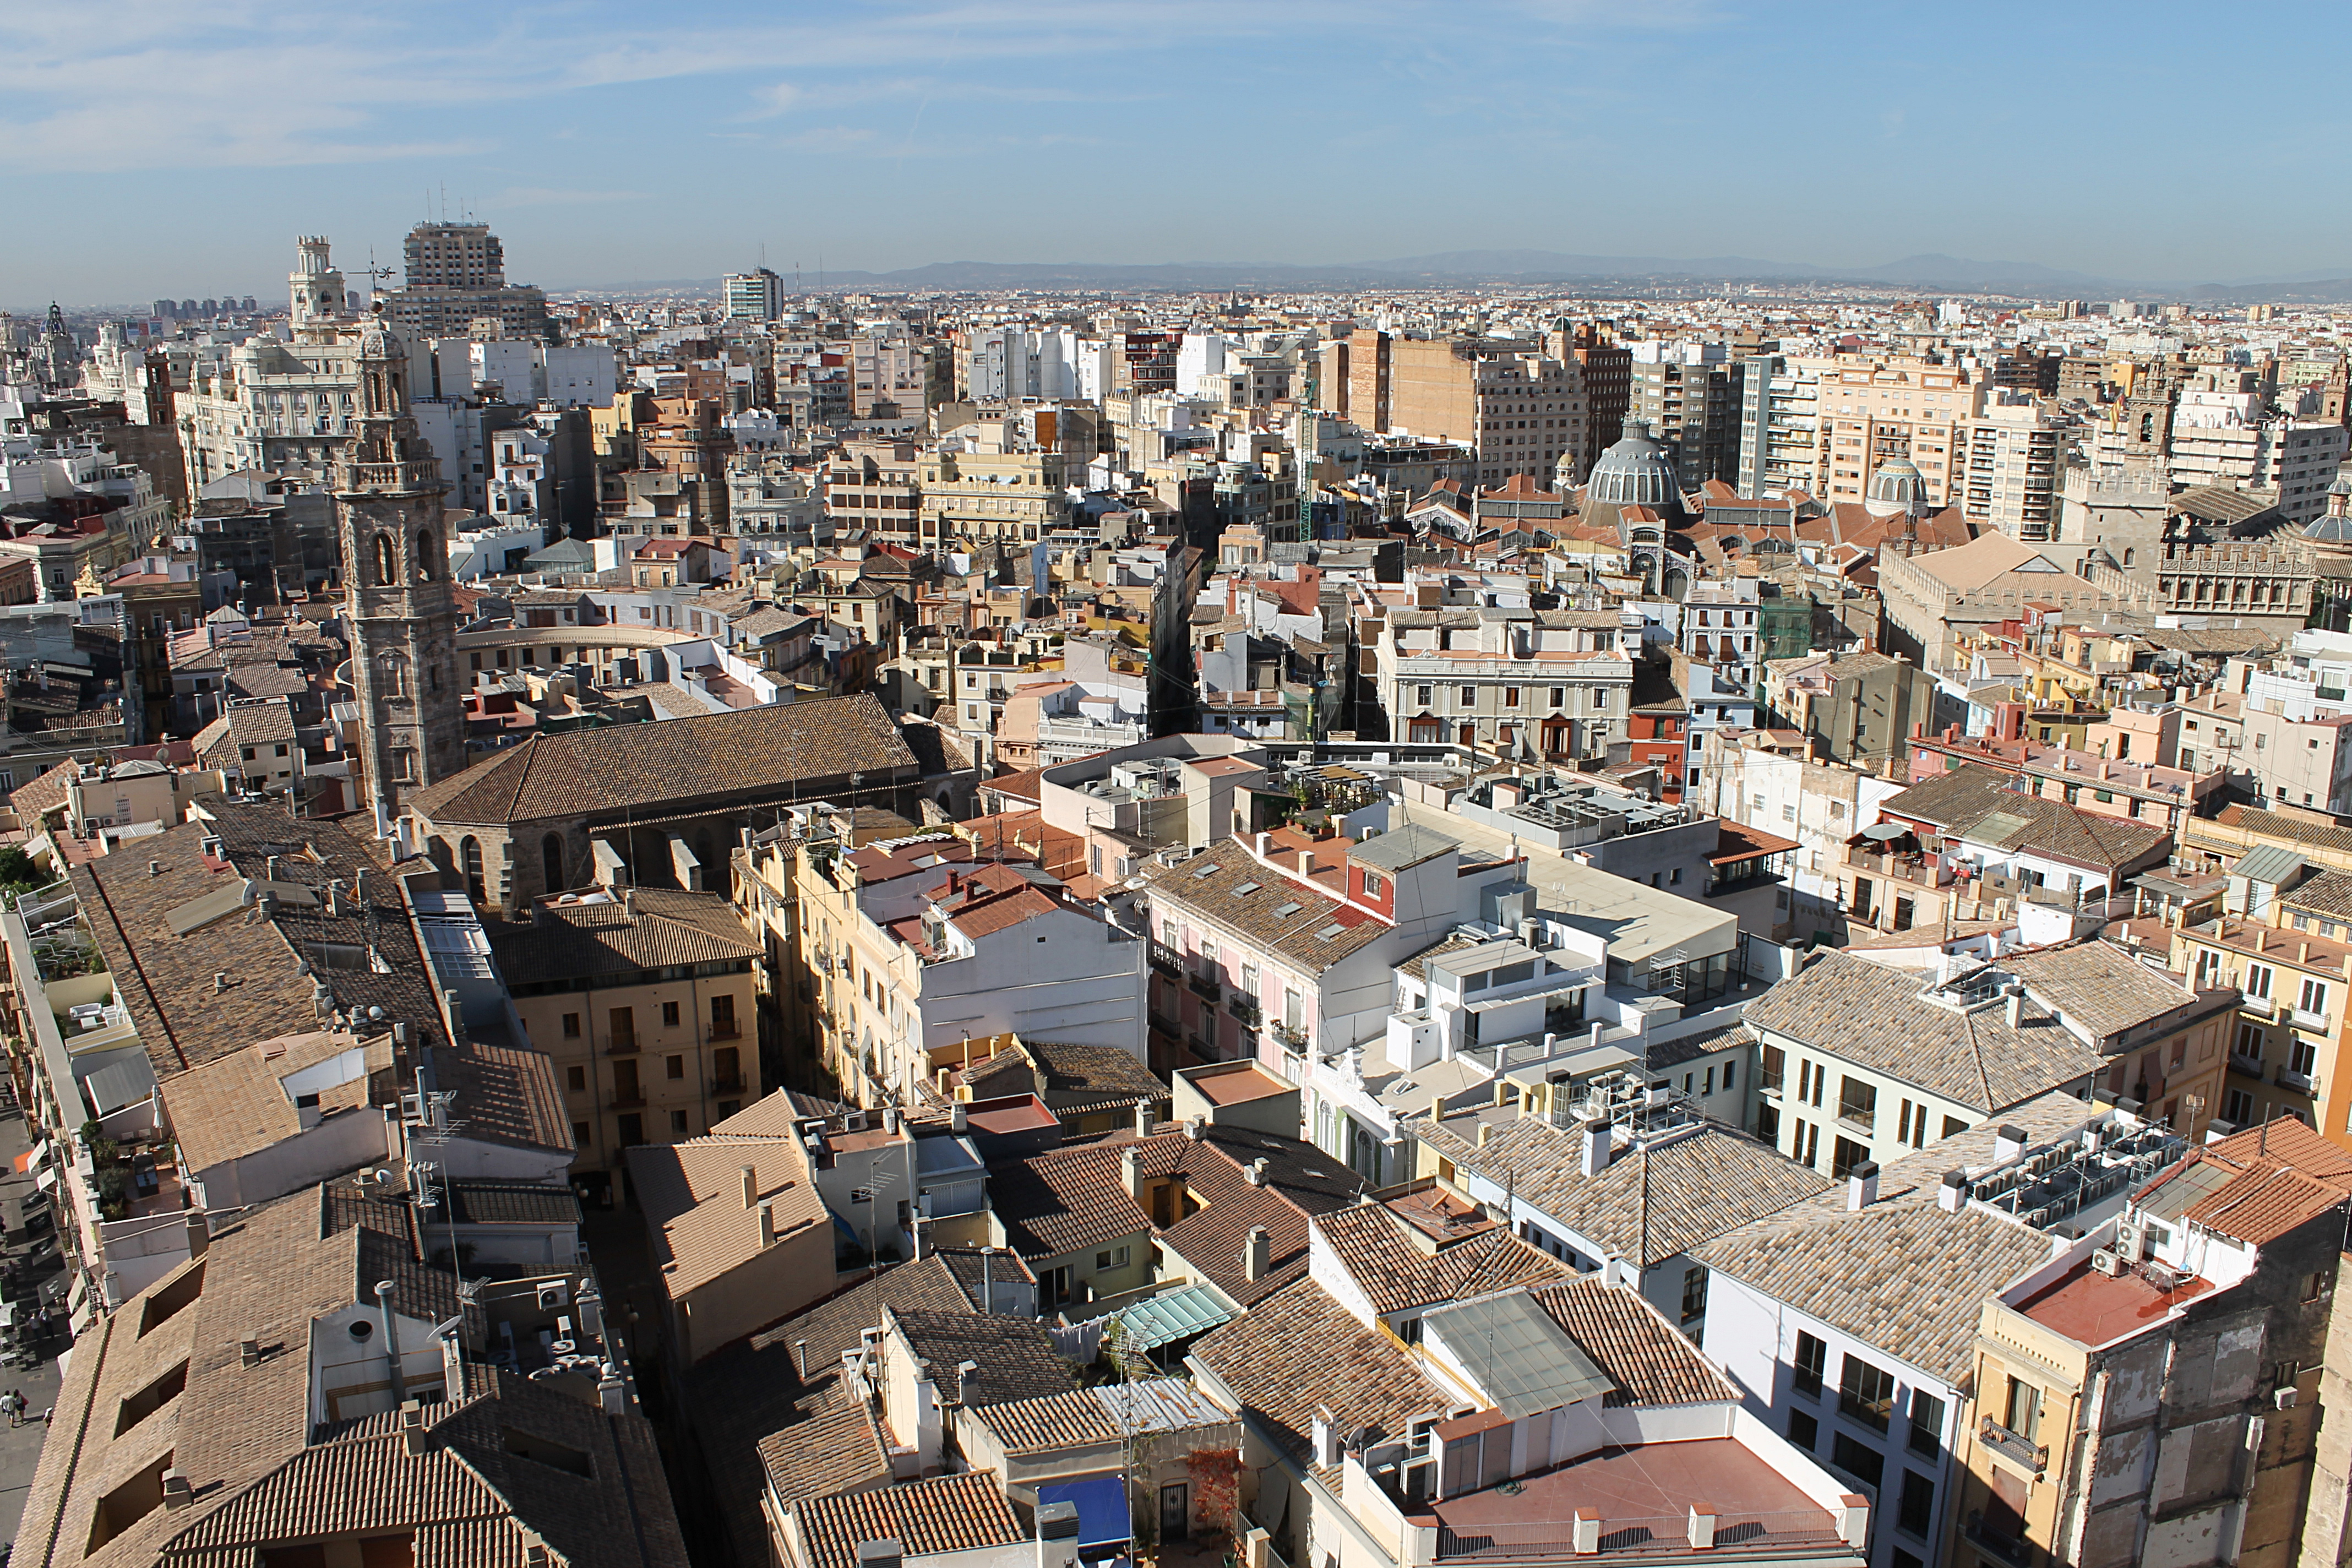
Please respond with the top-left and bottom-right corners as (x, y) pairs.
(336, 308), (466, 830)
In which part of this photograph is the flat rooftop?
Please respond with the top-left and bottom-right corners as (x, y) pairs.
(2010, 1257), (2214, 1348)
(1428, 1439), (1839, 1560)
(1185, 1063), (1293, 1107)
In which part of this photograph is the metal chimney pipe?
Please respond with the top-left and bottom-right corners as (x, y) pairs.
(374, 1280), (406, 1406)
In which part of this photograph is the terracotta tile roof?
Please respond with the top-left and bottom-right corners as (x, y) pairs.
(1999, 940), (2225, 1043)
(406, 694), (918, 827)
(1140, 847), (1386, 973)
(76, 805), (453, 1080)
(488, 886), (759, 981)
(162, 1028), (391, 1175)
(1313, 1204), (1572, 1316)
(972, 1387), (1122, 1453)
(1409, 1118), (1828, 1266)
(1692, 1095), (2098, 1382)
(423, 1036), (573, 1157)
(889, 1306), (1074, 1406)
(1190, 1280), (1436, 1477)
(625, 1123), (828, 1299)
(1743, 951), (2108, 1114)
(793, 1472), (1024, 1568)
(7, 755), (78, 820)
(1527, 1276), (1738, 1406)
(989, 1128), (1366, 1305)
(2136, 1116), (2352, 1246)
(1880, 764), (2168, 872)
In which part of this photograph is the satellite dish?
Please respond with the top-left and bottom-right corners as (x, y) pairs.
(1861, 823), (1910, 842)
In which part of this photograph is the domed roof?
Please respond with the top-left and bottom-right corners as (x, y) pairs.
(1583, 418), (1686, 520)
(357, 309), (404, 362)
(1865, 456), (1926, 519)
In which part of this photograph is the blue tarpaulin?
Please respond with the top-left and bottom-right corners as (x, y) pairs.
(1037, 1476), (1131, 1553)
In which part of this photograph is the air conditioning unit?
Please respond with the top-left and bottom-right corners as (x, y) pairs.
(2115, 1222), (2148, 1262)
(2090, 1248), (2124, 1277)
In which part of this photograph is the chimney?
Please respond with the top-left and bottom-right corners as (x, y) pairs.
(147, 859), (161, 876)
(1994, 1125), (2028, 1163)
(1037, 1502), (1082, 1568)
(375, 1280), (406, 1406)
(1120, 1146), (1146, 1204)
(1135, 1100), (1156, 1138)
(1571, 1510), (1602, 1554)
(1847, 1161), (1880, 1211)
(1311, 1406), (1343, 1468)
(214, 970), (229, 993)
(2005, 985), (2024, 1029)
(161, 1469), (192, 1510)
(186, 1210), (209, 1260)
(741, 1165), (758, 1208)
(1476, 1122), (1492, 1148)
(239, 1333), (261, 1368)
(1245, 1225), (1271, 1282)
(858, 1542), (905, 1568)
(1580, 1119), (1613, 1178)
(759, 1199), (777, 1248)
(1184, 1116), (1205, 1141)
(883, 1108), (901, 1136)
(399, 1398), (428, 1456)
(598, 1367), (626, 1414)
(952, 1102), (968, 1134)
(1245, 1157), (1268, 1186)
(1938, 1171), (1968, 1212)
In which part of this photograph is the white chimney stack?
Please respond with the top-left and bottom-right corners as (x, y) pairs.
(758, 1199), (777, 1248)
(1847, 1161), (1880, 1211)
(1938, 1171), (1968, 1212)
(741, 1165), (758, 1208)
(2005, 985), (2024, 1029)
(1994, 1125), (2028, 1163)
(1244, 1225), (1271, 1282)
(1580, 1119), (1612, 1178)
(1311, 1406), (1342, 1468)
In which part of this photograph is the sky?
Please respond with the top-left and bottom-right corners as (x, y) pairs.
(7, 0), (2352, 306)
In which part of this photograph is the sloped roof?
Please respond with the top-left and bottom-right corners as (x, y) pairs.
(407, 694), (918, 827)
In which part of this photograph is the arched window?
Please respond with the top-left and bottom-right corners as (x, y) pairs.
(460, 836), (484, 905)
(415, 530), (437, 581)
(2122, 548), (2136, 568)
(373, 533), (395, 586)
(376, 650), (407, 698)
(541, 832), (565, 894)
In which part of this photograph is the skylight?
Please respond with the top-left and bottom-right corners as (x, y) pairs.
(1233, 881), (1260, 896)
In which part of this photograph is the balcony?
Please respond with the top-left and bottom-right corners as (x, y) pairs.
(1978, 1418), (2048, 1478)
(1187, 971), (1222, 1001)
(1147, 1006), (1182, 1037)
(707, 1020), (742, 1041)
(1228, 994), (1262, 1027)
(1269, 1022), (1309, 1055)
(2278, 1066), (2318, 1095)
(710, 1075), (747, 1097)
(1965, 1511), (2029, 1566)
(1147, 941), (1180, 978)
(2230, 1051), (2267, 1077)
(606, 1032), (640, 1055)
(2289, 1008), (2331, 1034)
(609, 1092), (646, 1110)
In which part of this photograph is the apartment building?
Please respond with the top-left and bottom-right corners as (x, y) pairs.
(1815, 357), (1985, 511)
(489, 886), (760, 1194)
(1348, 333), (1591, 487)
(1959, 398), (2061, 541)
(918, 445), (1069, 545)
(796, 834), (1146, 1109)
(1762, 650), (1943, 772)
(1736, 353), (1831, 499)
(1699, 1097), (2182, 1568)
(1630, 349), (1743, 489)
(1376, 607), (1636, 763)
(1745, 952), (2116, 1177)
(1950, 1119), (2351, 1568)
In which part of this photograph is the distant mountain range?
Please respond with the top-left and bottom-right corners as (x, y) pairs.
(549, 249), (2352, 302)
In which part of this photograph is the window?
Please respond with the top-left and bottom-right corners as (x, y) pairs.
(2301, 977), (2330, 1019)
(1908, 1390), (1943, 1457)
(1896, 1471), (1935, 1538)
(1363, 871), (1384, 899)
(669, 1109), (690, 1136)
(2247, 963), (2274, 999)
(666, 1054), (685, 1080)
(1460, 685), (1476, 707)
(1787, 1409), (1819, 1451)
(561, 1012), (581, 1038)
(662, 1000), (682, 1027)
(566, 1065), (586, 1092)
(573, 1120), (592, 1146)
(2003, 1376), (2041, 1442)
(1680, 1266), (1708, 1323)
(1839, 1354), (1894, 1433)
(1837, 1076), (1877, 1131)
(618, 1112), (644, 1144)
(1830, 1431), (1883, 1489)
(1793, 1331), (1827, 1397)
(2291, 1036), (2320, 1077)
(608, 1006), (635, 1047)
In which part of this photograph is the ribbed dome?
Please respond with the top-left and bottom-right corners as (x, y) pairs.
(357, 311), (404, 362)
(1865, 456), (1926, 519)
(1584, 418), (1686, 518)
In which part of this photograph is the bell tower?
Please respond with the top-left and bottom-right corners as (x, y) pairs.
(336, 308), (466, 830)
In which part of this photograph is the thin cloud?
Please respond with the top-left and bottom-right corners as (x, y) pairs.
(488, 186), (651, 206)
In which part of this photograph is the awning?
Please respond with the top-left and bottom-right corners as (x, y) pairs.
(15, 1140), (49, 1173)
(35, 1166), (58, 1191)
(1037, 1476), (1131, 1552)
(1106, 1284), (1234, 1353)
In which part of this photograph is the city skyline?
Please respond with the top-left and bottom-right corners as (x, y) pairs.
(9, 0), (2352, 303)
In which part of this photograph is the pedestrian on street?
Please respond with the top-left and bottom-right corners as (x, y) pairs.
(4, 1389), (24, 1428)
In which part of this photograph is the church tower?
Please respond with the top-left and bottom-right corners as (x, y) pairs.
(337, 309), (466, 830)
(289, 237), (347, 333)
